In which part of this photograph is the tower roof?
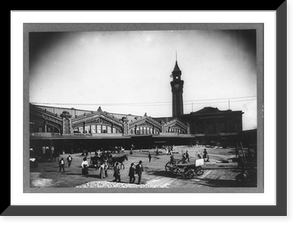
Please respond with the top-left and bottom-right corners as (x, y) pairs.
(173, 61), (181, 72)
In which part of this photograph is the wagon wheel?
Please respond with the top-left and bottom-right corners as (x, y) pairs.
(165, 162), (173, 171)
(177, 159), (184, 164)
(172, 167), (180, 175)
(194, 166), (204, 176)
(183, 168), (194, 179)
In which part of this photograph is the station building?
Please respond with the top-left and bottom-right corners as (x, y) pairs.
(29, 60), (248, 153)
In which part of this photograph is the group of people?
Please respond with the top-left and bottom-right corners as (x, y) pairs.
(79, 156), (145, 185)
(113, 160), (144, 184)
(197, 149), (209, 162)
(165, 145), (174, 155)
(81, 156), (109, 178)
(58, 155), (73, 172)
(168, 148), (209, 165)
(128, 161), (144, 184)
(181, 150), (190, 163)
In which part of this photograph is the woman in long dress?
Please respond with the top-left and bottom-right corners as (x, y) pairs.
(81, 157), (89, 176)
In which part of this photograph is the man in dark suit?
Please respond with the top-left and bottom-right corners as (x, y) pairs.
(135, 160), (144, 184)
(113, 162), (121, 182)
(128, 163), (136, 183)
(58, 158), (65, 172)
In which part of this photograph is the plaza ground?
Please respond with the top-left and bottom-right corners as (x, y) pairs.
(30, 145), (256, 190)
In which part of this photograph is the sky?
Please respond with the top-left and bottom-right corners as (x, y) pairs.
(29, 29), (257, 130)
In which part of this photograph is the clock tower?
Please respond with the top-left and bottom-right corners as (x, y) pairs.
(170, 60), (184, 117)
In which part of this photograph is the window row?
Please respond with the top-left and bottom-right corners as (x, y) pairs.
(194, 121), (240, 134)
(166, 127), (186, 134)
(129, 126), (160, 135)
(30, 122), (60, 133)
(73, 124), (121, 134)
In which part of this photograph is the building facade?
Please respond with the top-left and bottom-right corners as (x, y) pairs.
(29, 60), (246, 150)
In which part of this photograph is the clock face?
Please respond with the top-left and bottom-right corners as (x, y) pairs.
(174, 84), (180, 89)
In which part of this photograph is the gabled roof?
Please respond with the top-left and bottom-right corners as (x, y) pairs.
(72, 110), (123, 127)
(164, 118), (187, 130)
(129, 116), (162, 130)
(30, 103), (63, 125)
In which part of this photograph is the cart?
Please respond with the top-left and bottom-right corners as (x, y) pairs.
(165, 159), (205, 179)
(89, 156), (101, 169)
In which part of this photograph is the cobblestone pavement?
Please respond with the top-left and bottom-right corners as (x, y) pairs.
(76, 178), (174, 188)
(30, 145), (255, 190)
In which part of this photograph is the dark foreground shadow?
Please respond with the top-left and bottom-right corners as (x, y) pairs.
(194, 178), (257, 188)
(147, 170), (179, 178)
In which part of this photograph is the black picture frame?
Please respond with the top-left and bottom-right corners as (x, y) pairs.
(5, 2), (287, 216)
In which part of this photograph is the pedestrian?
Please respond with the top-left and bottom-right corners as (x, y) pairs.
(235, 147), (239, 158)
(67, 155), (72, 167)
(104, 160), (109, 178)
(130, 144), (134, 155)
(58, 158), (65, 172)
(42, 146), (46, 161)
(51, 145), (55, 162)
(165, 147), (169, 155)
(155, 146), (159, 155)
(148, 152), (152, 162)
(99, 161), (105, 179)
(185, 150), (190, 162)
(81, 157), (89, 176)
(182, 151), (187, 164)
(203, 149), (209, 162)
(113, 162), (121, 182)
(128, 163), (136, 183)
(135, 160), (144, 184)
(42, 146), (46, 155)
(170, 154), (175, 164)
(197, 151), (202, 159)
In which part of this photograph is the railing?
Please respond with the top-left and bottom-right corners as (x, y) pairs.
(159, 132), (180, 136)
(30, 132), (193, 138)
(30, 133), (60, 137)
(73, 133), (123, 137)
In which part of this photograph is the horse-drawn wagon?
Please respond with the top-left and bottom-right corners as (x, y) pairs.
(89, 154), (128, 170)
(107, 154), (128, 169)
(165, 159), (205, 179)
(89, 156), (101, 168)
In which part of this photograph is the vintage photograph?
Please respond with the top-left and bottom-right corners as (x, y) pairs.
(27, 24), (261, 192)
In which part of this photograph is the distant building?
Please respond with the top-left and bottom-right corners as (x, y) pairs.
(180, 107), (243, 146)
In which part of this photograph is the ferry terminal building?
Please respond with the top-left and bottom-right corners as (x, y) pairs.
(29, 60), (255, 154)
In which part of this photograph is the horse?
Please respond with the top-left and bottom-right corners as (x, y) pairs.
(111, 154), (128, 169)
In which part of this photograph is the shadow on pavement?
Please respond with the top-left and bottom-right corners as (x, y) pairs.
(194, 178), (257, 188)
(147, 170), (179, 178)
